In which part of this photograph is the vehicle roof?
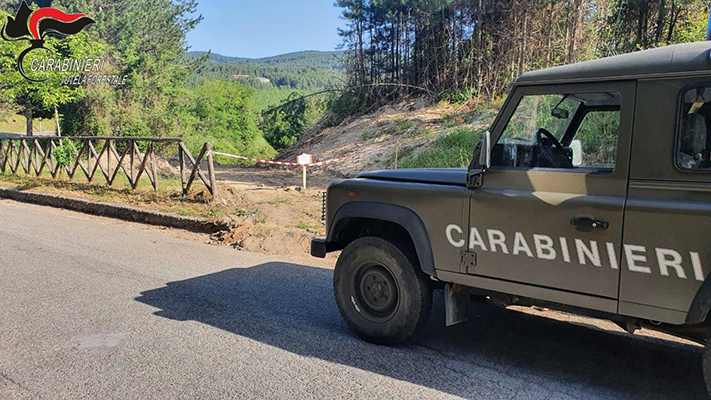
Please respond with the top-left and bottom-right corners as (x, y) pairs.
(516, 41), (711, 85)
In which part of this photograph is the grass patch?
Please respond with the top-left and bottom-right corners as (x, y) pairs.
(0, 116), (48, 133)
(0, 169), (225, 218)
(384, 118), (418, 135)
(400, 128), (484, 169)
(407, 126), (432, 138)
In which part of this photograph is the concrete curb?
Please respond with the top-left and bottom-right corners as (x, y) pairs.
(0, 188), (231, 234)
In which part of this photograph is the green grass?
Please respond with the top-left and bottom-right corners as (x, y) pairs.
(400, 128), (484, 169)
(0, 116), (50, 133)
(0, 168), (223, 218)
(385, 118), (418, 135)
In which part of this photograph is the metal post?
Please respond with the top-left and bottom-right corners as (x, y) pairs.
(302, 165), (307, 190)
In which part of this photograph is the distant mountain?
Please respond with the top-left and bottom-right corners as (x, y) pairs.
(189, 50), (345, 69)
(188, 50), (346, 91)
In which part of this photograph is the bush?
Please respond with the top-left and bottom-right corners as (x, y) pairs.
(324, 89), (371, 127)
(260, 93), (308, 151)
(53, 141), (78, 168)
(400, 128), (483, 169)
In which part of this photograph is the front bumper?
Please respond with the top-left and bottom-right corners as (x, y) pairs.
(311, 238), (328, 258)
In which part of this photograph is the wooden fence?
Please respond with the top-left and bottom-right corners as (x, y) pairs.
(0, 136), (217, 200)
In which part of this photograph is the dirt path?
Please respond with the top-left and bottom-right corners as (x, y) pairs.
(214, 164), (338, 190)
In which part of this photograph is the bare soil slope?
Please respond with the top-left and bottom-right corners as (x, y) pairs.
(278, 99), (494, 179)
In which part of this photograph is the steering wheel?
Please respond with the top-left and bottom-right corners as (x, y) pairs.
(535, 128), (573, 169)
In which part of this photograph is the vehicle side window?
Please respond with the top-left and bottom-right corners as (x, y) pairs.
(491, 92), (621, 171)
(677, 87), (711, 171)
(575, 110), (620, 169)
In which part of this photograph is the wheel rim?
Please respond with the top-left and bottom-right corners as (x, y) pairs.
(354, 263), (399, 322)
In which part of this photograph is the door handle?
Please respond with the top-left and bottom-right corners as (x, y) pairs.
(571, 217), (609, 230)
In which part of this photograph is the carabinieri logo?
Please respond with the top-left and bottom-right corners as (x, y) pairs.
(1, 1), (94, 82)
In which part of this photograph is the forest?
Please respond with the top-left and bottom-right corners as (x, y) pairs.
(335, 0), (710, 102)
(188, 51), (346, 91)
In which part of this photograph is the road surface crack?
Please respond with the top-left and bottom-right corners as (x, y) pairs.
(0, 371), (42, 399)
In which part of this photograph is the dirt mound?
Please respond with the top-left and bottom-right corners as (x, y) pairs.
(278, 99), (494, 177)
(207, 182), (337, 259)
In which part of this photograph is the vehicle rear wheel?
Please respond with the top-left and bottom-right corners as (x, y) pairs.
(333, 237), (432, 345)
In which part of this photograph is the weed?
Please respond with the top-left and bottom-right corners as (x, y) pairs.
(385, 118), (417, 134)
(407, 126), (431, 138)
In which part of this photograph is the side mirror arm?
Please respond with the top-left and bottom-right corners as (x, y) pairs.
(466, 169), (485, 189)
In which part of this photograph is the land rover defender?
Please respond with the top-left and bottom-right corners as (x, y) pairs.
(312, 41), (711, 394)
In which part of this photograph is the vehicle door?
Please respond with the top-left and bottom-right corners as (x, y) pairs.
(466, 82), (635, 301)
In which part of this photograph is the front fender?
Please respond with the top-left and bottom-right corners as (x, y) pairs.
(327, 202), (436, 277)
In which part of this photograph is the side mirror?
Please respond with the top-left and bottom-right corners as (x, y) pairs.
(571, 139), (583, 166)
(552, 108), (569, 119)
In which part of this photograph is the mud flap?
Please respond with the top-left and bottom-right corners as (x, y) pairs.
(445, 283), (470, 327)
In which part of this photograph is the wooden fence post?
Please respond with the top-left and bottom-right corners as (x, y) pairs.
(206, 142), (218, 201)
(394, 142), (400, 169)
(178, 143), (186, 192)
(149, 142), (158, 192)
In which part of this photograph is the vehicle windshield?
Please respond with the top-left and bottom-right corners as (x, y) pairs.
(500, 95), (581, 144)
(492, 91), (622, 170)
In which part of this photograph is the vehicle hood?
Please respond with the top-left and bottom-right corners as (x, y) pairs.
(357, 168), (467, 186)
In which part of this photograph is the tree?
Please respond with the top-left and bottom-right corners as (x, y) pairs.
(54, 0), (204, 137)
(335, 0), (709, 105)
(260, 92), (308, 151)
(183, 80), (276, 161)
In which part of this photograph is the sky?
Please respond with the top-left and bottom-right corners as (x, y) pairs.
(187, 0), (345, 59)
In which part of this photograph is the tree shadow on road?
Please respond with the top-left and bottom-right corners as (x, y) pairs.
(136, 262), (706, 399)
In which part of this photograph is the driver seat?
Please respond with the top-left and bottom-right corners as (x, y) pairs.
(679, 113), (708, 169)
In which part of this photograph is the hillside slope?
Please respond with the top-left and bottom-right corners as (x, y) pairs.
(279, 100), (496, 178)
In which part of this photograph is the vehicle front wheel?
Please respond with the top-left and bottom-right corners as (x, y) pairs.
(333, 237), (432, 345)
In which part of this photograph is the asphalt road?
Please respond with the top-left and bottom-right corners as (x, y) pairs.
(0, 199), (707, 399)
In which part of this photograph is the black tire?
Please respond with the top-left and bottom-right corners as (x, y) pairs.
(333, 237), (432, 345)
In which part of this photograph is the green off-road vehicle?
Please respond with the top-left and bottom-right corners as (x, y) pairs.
(312, 41), (711, 394)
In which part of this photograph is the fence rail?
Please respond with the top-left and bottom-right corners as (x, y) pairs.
(0, 136), (217, 200)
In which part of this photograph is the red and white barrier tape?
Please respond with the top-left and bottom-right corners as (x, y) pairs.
(210, 152), (302, 166)
(211, 140), (407, 168)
